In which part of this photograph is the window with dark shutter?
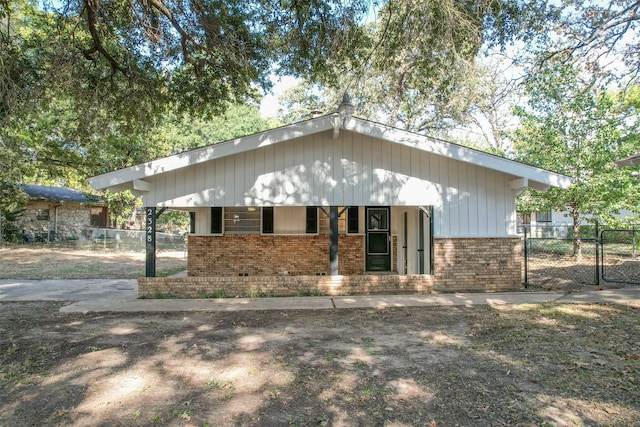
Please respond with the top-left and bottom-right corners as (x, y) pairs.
(210, 207), (222, 234)
(189, 212), (196, 234)
(306, 207), (318, 233)
(347, 206), (359, 234)
(262, 207), (274, 234)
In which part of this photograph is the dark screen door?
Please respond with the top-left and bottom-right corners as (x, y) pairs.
(366, 207), (391, 271)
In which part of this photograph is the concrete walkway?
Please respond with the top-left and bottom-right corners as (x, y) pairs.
(0, 279), (137, 302)
(2, 278), (638, 313)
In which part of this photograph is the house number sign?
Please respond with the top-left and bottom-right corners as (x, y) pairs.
(145, 207), (156, 277)
(146, 208), (155, 243)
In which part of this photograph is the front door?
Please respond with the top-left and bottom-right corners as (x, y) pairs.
(366, 207), (391, 271)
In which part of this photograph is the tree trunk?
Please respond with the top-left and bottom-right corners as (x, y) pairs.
(572, 210), (582, 259)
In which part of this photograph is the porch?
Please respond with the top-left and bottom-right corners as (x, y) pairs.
(138, 236), (524, 298)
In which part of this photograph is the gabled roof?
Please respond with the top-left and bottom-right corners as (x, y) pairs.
(21, 184), (100, 204)
(88, 115), (572, 192)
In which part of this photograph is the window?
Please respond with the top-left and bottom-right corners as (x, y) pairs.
(262, 207), (274, 234)
(189, 212), (196, 234)
(306, 207), (318, 233)
(367, 208), (389, 230)
(535, 210), (552, 223)
(347, 206), (359, 234)
(36, 209), (49, 221)
(90, 206), (106, 226)
(224, 207), (260, 233)
(517, 212), (531, 226)
(318, 207), (348, 234)
(210, 207), (222, 234)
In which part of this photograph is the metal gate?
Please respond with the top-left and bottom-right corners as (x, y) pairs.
(601, 227), (640, 285)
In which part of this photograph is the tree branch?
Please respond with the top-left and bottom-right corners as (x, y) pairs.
(82, 0), (128, 75)
(144, 0), (194, 65)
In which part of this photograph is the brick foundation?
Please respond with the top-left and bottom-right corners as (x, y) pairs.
(139, 274), (435, 298)
(141, 236), (522, 298)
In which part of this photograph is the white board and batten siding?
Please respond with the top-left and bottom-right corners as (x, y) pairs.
(144, 130), (519, 238)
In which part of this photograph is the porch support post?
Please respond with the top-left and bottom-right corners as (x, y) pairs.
(145, 207), (156, 277)
(329, 206), (339, 276)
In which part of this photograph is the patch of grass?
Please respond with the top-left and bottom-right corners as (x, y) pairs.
(156, 267), (187, 278)
(199, 288), (228, 298)
(243, 289), (273, 298)
(1, 345), (52, 386)
(288, 416), (306, 426)
(297, 287), (324, 297)
(153, 291), (179, 299)
(204, 379), (234, 390)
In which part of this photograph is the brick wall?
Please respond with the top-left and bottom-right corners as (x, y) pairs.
(139, 274), (436, 298)
(433, 238), (522, 291)
(189, 234), (373, 276)
(142, 236), (521, 298)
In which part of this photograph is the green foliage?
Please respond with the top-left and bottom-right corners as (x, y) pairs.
(1, 0), (369, 189)
(199, 289), (228, 299)
(297, 287), (324, 297)
(156, 211), (190, 233)
(513, 62), (640, 228)
(0, 183), (28, 243)
(100, 190), (140, 229)
(156, 104), (280, 154)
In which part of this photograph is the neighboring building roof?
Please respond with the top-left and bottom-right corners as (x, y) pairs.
(20, 184), (100, 204)
(615, 153), (640, 168)
(88, 115), (573, 194)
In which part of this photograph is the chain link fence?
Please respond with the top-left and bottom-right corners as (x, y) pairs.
(521, 223), (639, 290)
(601, 227), (640, 285)
(30, 227), (188, 253)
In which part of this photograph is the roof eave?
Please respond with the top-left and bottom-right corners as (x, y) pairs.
(88, 116), (573, 192)
(89, 116), (338, 190)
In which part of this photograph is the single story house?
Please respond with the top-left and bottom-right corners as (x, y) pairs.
(17, 184), (108, 242)
(88, 115), (572, 297)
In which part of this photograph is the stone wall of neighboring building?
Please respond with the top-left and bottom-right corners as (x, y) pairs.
(16, 202), (92, 241)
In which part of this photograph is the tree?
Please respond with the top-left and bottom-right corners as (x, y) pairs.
(0, 0), (371, 189)
(525, 0), (640, 81)
(1, 0), (371, 124)
(513, 62), (640, 257)
(276, 0), (529, 137)
(157, 104), (279, 154)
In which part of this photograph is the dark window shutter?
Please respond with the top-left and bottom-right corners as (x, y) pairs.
(347, 206), (359, 233)
(189, 212), (196, 234)
(262, 207), (274, 234)
(210, 207), (222, 234)
(306, 207), (318, 233)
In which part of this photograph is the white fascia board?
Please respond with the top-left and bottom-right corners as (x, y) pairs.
(88, 117), (337, 190)
(615, 153), (640, 167)
(348, 119), (573, 190)
(132, 179), (152, 192)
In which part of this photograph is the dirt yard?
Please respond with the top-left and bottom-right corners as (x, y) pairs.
(0, 246), (187, 279)
(1, 300), (639, 426)
(1, 246), (639, 425)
